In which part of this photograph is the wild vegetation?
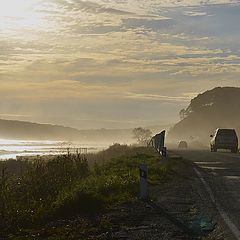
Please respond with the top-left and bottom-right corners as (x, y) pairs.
(0, 144), (170, 238)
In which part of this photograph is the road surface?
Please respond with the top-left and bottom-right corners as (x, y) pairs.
(173, 149), (240, 240)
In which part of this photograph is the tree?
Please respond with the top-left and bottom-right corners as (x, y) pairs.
(179, 108), (188, 120)
(132, 127), (152, 145)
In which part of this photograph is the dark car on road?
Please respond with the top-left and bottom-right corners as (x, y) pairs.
(178, 141), (188, 149)
(210, 128), (238, 153)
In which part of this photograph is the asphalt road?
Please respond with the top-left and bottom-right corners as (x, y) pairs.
(173, 149), (240, 239)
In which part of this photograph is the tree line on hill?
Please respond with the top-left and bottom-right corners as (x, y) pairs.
(168, 87), (240, 145)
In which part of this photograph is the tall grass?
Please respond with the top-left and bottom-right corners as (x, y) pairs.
(0, 144), (170, 235)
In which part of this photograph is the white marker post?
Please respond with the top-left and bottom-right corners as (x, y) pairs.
(139, 164), (148, 200)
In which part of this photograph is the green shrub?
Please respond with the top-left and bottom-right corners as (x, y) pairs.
(0, 144), (171, 233)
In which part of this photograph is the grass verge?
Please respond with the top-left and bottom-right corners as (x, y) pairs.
(0, 144), (172, 238)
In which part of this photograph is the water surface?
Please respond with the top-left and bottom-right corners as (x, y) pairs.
(0, 139), (107, 160)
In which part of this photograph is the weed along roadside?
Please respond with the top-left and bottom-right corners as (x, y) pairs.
(0, 144), (226, 239)
(139, 132), (226, 239)
(144, 136), (195, 237)
(143, 142), (196, 237)
(0, 144), (173, 239)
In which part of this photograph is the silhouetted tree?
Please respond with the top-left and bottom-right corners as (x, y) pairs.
(179, 109), (188, 120)
(132, 127), (152, 145)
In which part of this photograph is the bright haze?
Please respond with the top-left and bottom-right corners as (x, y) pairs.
(1, 0), (240, 129)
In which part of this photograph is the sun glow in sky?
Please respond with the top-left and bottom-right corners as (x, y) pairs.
(0, 0), (47, 32)
(1, 0), (240, 129)
(0, 0), (32, 17)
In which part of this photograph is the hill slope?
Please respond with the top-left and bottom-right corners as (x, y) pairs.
(0, 119), (83, 140)
(168, 87), (240, 144)
(0, 119), (132, 142)
(0, 119), (169, 142)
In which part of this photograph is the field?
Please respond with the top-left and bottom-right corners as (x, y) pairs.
(0, 144), (172, 239)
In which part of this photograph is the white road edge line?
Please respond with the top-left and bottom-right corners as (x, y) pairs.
(194, 167), (240, 240)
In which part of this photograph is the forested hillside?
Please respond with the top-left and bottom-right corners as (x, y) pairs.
(168, 87), (240, 144)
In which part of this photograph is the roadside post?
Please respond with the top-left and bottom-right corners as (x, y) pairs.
(161, 147), (167, 158)
(139, 164), (148, 200)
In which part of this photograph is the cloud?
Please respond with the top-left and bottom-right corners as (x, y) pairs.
(183, 11), (207, 16)
(1, 1), (240, 128)
(125, 92), (191, 102)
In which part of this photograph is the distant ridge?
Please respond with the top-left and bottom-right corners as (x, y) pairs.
(168, 87), (240, 143)
(0, 118), (169, 142)
(0, 119), (82, 140)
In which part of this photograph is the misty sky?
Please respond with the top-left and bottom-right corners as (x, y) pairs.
(1, 0), (240, 129)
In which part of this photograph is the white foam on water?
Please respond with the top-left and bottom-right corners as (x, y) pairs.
(0, 139), (108, 160)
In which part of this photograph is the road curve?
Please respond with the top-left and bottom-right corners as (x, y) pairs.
(173, 149), (240, 240)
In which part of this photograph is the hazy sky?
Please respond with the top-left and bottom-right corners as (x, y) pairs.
(1, 0), (240, 129)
